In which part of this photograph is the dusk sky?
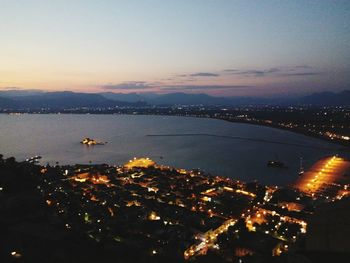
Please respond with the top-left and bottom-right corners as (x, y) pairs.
(1, 0), (349, 97)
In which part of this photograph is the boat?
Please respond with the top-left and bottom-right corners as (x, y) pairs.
(298, 157), (304, 176)
(267, 160), (286, 168)
(267, 154), (286, 168)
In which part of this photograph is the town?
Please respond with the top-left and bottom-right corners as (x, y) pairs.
(2, 154), (348, 262)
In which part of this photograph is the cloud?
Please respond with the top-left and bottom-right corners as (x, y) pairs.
(189, 72), (220, 77)
(293, 65), (312, 69)
(0, 87), (43, 91)
(174, 72), (220, 79)
(224, 66), (322, 77)
(222, 69), (239, 73)
(227, 68), (281, 77)
(102, 81), (154, 90)
(160, 85), (251, 91)
(282, 72), (322, 76)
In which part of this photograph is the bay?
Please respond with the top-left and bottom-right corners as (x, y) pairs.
(0, 114), (344, 185)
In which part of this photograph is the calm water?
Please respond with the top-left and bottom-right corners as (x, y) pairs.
(0, 114), (345, 185)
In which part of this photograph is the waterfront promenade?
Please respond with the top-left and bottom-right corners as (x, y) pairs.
(293, 156), (350, 195)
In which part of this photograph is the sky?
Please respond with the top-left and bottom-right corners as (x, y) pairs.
(0, 0), (349, 97)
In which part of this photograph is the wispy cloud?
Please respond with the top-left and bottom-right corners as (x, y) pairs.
(282, 72), (321, 76)
(222, 69), (239, 73)
(293, 65), (312, 69)
(223, 66), (322, 77)
(174, 72), (220, 79)
(226, 68), (280, 77)
(189, 72), (220, 77)
(160, 85), (250, 91)
(0, 87), (43, 91)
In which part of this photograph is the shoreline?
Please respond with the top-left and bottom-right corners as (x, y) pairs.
(218, 117), (350, 150)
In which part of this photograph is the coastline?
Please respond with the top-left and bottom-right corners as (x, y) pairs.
(216, 117), (350, 151)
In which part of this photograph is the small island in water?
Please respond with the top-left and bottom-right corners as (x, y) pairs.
(80, 137), (106, 146)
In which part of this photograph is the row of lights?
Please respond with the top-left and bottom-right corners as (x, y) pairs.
(306, 156), (338, 193)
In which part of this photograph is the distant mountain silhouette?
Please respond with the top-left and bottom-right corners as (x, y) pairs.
(101, 92), (292, 106)
(100, 92), (148, 103)
(0, 90), (349, 109)
(147, 92), (233, 106)
(0, 89), (44, 98)
(299, 90), (350, 106)
(0, 91), (145, 109)
(141, 90), (350, 106)
(0, 96), (16, 108)
(100, 92), (161, 103)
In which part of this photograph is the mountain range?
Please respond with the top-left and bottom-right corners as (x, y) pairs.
(0, 90), (349, 109)
(0, 91), (145, 110)
(96, 90), (350, 106)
